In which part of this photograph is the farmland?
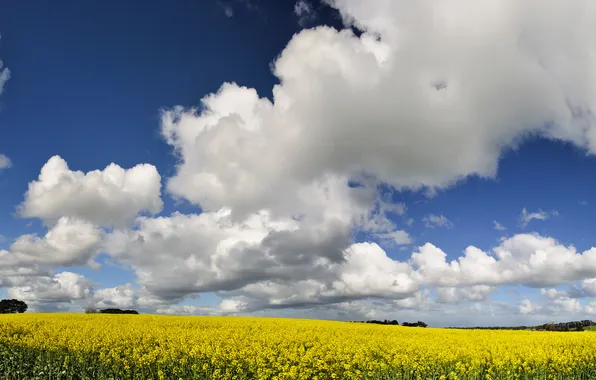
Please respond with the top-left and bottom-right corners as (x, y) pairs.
(2, 314), (596, 379)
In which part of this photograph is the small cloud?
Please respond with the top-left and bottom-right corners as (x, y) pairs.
(423, 187), (438, 199)
(0, 64), (9, 96)
(519, 208), (557, 228)
(0, 154), (11, 170)
(294, 0), (317, 26)
(0, 36), (10, 96)
(222, 4), (234, 17)
(422, 214), (453, 229)
(579, 201), (589, 206)
(493, 220), (506, 231)
(379, 230), (412, 245)
(519, 299), (536, 314)
(218, 0), (262, 18)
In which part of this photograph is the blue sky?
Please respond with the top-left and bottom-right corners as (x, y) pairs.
(1, 0), (596, 326)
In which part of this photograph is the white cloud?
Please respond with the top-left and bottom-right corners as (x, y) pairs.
(540, 287), (571, 300)
(0, 48), (9, 171)
(104, 205), (417, 307)
(295, 0), (317, 26)
(422, 214), (453, 229)
(435, 285), (494, 304)
(90, 284), (137, 309)
(411, 233), (596, 288)
(6, 272), (93, 309)
(519, 208), (558, 227)
(585, 301), (596, 315)
(522, 296), (582, 316)
(0, 154), (11, 170)
(493, 220), (506, 231)
(102, 221), (596, 316)
(358, 198), (411, 244)
(217, 0), (261, 18)
(0, 46), (9, 96)
(582, 278), (596, 296)
(156, 305), (219, 316)
(519, 299), (536, 315)
(219, 2), (234, 18)
(1, 217), (103, 268)
(18, 156), (163, 227)
(163, 0), (596, 224)
(379, 230), (412, 245)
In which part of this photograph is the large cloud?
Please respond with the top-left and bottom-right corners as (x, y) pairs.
(19, 156), (163, 227)
(162, 0), (596, 221)
(104, 198), (395, 304)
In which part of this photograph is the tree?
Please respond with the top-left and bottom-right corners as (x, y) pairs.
(99, 308), (139, 314)
(402, 320), (428, 328)
(0, 299), (28, 314)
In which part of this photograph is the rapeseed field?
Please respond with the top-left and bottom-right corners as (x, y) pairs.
(1, 314), (596, 380)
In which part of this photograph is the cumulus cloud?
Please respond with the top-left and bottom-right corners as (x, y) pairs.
(18, 156), (162, 227)
(521, 297), (582, 316)
(102, 220), (596, 316)
(422, 214), (453, 229)
(0, 217), (103, 268)
(6, 272), (93, 310)
(519, 208), (558, 228)
(104, 205), (418, 307)
(90, 283), (137, 309)
(412, 233), (596, 288)
(163, 0), (596, 223)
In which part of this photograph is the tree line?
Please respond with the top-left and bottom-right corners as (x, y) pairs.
(85, 307), (139, 314)
(352, 319), (428, 327)
(0, 299), (140, 315)
(448, 320), (595, 332)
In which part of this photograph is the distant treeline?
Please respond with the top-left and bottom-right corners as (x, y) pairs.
(351, 319), (428, 327)
(449, 320), (595, 332)
(85, 308), (139, 315)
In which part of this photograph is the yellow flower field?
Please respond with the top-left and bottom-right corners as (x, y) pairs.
(1, 314), (596, 379)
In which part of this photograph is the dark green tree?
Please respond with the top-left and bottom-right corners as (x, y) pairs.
(0, 299), (28, 314)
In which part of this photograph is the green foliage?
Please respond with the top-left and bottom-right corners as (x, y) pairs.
(0, 299), (27, 314)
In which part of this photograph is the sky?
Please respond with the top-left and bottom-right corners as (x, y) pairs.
(0, 0), (596, 327)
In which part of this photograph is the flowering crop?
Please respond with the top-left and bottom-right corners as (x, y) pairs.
(1, 313), (596, 379)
